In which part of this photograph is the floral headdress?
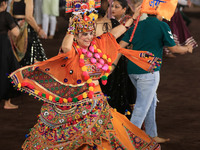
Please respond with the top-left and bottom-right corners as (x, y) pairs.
(66, 0), (100, 34)
(66, 0), (101, 13)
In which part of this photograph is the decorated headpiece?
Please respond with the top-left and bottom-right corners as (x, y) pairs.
(66, 0), (101, 13)
(66, 0), (100, 34)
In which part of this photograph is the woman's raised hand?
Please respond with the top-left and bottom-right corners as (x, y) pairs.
(132, 4), (142, 20)
(69, 14), (82, 26)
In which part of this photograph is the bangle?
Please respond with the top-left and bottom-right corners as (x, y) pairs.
(132, 18), (137, 24)
(123, 23), (131, 30)
(124, 25), (130, 30)
(132, 18), (136, 21)
(112, 63), (117, 68)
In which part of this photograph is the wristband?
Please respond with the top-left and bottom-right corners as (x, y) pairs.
(124, 25), (130, 30)
(123, 23), (131, 30)
(132, 18), (137, 24)
(132, 18), (136, 21)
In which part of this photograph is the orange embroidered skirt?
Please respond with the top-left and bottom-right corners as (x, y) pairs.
(21, 92), (160, 150)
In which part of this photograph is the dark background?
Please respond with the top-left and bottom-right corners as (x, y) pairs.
(0, 7), (200, 150)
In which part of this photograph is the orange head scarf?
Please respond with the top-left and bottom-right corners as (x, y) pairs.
(141, 0), (178, 21)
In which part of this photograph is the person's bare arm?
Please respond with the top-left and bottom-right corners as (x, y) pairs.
(110, 19), (133, 39)
(109, 39), (130, 72)
(25, 0), (47, 39)
(10, 26), (19, 37)
(119, 40), (129, 48)
(61, 34), (74, 53)
(110, 5), (141, 39)
(168, 45), (193, 54)
(61, 16), (75, 53)
(110, 53), (122, 72)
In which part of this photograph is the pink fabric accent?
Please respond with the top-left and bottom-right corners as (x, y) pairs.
(90, 58), (97, 64)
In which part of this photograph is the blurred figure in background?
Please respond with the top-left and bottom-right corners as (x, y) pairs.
(164, 0), (198, 58)
(9, 0), (47, 66)
(34, 0), (43, 28)
(178, 0), (192, 26)
(6, 0), (11, 12)
(97, 0), (138, 117)
(111, 0), (132, 24)
(190, 0), (200, 5)
(0, 0), (20, 109)
(96, 0), (119, 37)
(42, 0), (59, 39)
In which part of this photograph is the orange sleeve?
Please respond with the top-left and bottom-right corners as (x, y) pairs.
(93, 33), (120, 63)
(93, 33), (161, 72)
(36, 46), (76, 68)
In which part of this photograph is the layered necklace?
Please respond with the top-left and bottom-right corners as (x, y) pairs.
(74, 41), (112, 99)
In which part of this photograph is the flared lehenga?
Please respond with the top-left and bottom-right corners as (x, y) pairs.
(22, 100), (159, 149)
(164, 8), (198, 54)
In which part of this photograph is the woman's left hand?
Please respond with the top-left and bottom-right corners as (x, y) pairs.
(187, 45), (193, 53)
(132, 4), (142, 20)
(38, 28), (47, 39)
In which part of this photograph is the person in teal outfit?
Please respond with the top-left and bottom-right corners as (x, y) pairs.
(119, 15), (193, 143)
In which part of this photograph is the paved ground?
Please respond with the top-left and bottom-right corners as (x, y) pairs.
(0, 8), (200, 150)
(156, 8), (200, 150)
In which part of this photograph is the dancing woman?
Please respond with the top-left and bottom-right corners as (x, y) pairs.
(10, 1), (161, 149)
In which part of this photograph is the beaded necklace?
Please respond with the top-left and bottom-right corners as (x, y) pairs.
(74, 41), (112, 99)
